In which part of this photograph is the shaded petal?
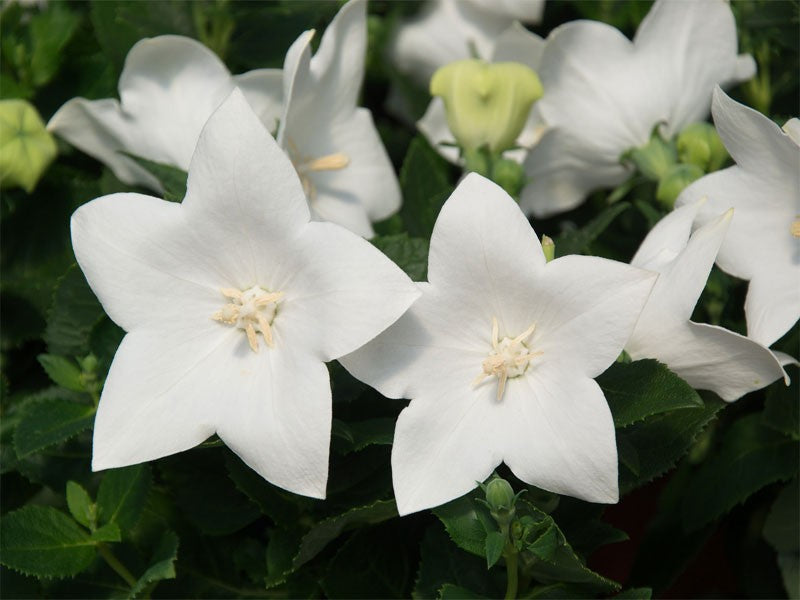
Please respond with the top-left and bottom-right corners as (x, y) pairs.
(468, 0), (544, 23)
(311, 194), (375, 239)
(520, 126), (631, 217)
(92, 327), (236, 471)
(631, 199), (703, 272)
(71, 193), (224, 333)
(504, 368), (618, 503)
(233, 68), (284, 134)
(391, 384), (503, 515)
(272, 221), (420, 362)
(216, 342), (332, 499)
(627, 320), (786, 402)
(745, 267), (800, 348)
(490, 21), (545, 68)
(417, 98), (461, 165)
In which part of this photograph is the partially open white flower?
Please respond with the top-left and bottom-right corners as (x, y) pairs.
(71, 90), (419, 498)
(390, 0), (544, 87)
(676, 88), (800, 349)
(521, 0), (755, 217)
(341, 174), (657, 515)
(47, 35), (282, 191)
(277, 0), (401, 238)
(626, 200), (787, 401)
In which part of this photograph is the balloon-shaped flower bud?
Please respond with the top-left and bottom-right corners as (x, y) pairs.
(485, 476), (517, 527)
(625, 131), (676, 181)
(676, 122), (728, 173)
(431, 59), (543, 154)
(656, 164), (704, 209)
(0, 99), (57, 193)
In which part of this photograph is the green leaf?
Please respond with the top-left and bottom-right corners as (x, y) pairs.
(44, 265), (104, 357)
(332, 418), (395, 454)
(123, 154), (188, 202)
(598, 360), (702, 428)
(555, 202), (630, 257)
(433, 494), (496, 557)
(484, 531), (505, 569)
(763, 365), (799, 439)
(13, 398), (95, 458)
(36, 354), (84, 392)
(29, 4), (80, 87)
(399, 136), (453, 239)
(526, 519), (559, 561)
(372, 233), (429, 281)
(224, 452), (300, 524)
(0, 505), (96, 578)
(97, 465), (152, 535)
(129, 531), (179, 598)
(265, 527), (303, 588)
(66, 481), (93, 528)
(763, 480), (799, 600)
(89, 522), (121, 543)
(681, 414), (799, 532)
(613, 588), (653, 599)
(439, 583), (488, 599)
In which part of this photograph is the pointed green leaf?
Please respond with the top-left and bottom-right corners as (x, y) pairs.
(526, 519), (559, 561)
(37, 354), (84, 392)
(65, 481), (93, 528)
(0, 505), (96, 578)
(433, 493), (496, 557)
(44, 265), (104, 357)
(13, 398), (95, 458)
(614, 588), (653, 599)
(484, 531), (505, 569)
(129, 531), (179, 598)
(89, 522), (121, 543)
(555, 202), (630, 257)
(372, 234), (429, 281)
(439, 583), (488, 599)
(224, 452), (299, 524)
(123, 154), (187, 202)
(399, 136), (453, 239)
(97, 465), (152, 534)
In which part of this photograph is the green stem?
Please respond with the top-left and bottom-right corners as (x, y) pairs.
(504, 544), (519, 600)
(97, 543), (137, 588)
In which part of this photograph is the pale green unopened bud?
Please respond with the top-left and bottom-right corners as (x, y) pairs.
(0, 99), (57, 193)
(676, 122), (727, 172)
(485, 477), (516, 523)
(656, 164), (704, 209)
(490, 157), (525, 198)
(541, 235), (555, 262)
(625, 132), (676, 181)
(431, 59), (543, 154)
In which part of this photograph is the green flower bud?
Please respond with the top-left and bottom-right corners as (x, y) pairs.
(80, 354), (99, 374)
(656, 163), (704, 209)
(485, 477), (516, 518)
(676, 122), (728, 172)
(0, 99), (57, 193)
(541, 235), (555, 262)
(431, 59), (543, 154)
(490, 157), (526, 198)
(625, 132), (676, 181)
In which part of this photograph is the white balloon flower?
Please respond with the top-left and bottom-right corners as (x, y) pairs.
(676, 87), (800, 349)
(71, 90), (419, 499)
(626, 200), (787, 401)
(341, 173), (657, 515)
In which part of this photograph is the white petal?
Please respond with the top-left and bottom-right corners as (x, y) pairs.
(504, 367), (618, 503)
(529, 255), (657, 378)
(490, 21), (545, 68)
(417, 98), (461, 165)
(272, 221), (420, 362)
(631, 199), (704, 271)
(391, 384), (503, 515)
(520, 126), (631, 217)
(710, 87), (799, 179)
(182, 89), (311, 289)
(627, 320), (786, 402)
(71, 193), (223, 333)
(783, 118), (800, 146)
(745, 268), (800, 348)
(307, 109), (401, 228)
(92, 327), (236, 471)
(233, 68), (284, 134)
(216, 343), (332, 499)
(468, 0), (545, 24)
(311, 194), (375, 239)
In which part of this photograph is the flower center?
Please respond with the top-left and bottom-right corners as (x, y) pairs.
(472, 317), (542, 401)
(792, 217), (800, 238)
(212, 286), (283, 352)
(287, 139), (349, 203)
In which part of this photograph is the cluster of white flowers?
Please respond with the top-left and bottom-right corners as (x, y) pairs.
(55, 0), (798, 516)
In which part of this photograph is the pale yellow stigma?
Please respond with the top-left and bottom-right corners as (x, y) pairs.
(212, 285), (283, 352)
(792, 217), (800, 238)
(472, 317), (542, 401)
(287, 139), (350, 203)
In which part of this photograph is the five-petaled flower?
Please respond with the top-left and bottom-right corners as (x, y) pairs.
(341, 173), (657, 515)
(71, 90), (419, 498)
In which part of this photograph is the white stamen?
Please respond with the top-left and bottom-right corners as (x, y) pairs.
(212, 285), (282, 352)
(791, 217), (800, 238)
(473, 317), (542, 401)
(287, 139), (350, 203)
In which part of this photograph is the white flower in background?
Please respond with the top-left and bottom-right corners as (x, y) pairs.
(521, 0), (755, 218)
(626, 200), (787, 401)
(389, 0), (544, 86)
(418, 23), (545, 164)
(71, 90), (419, 498)
(341, 174), (656, 515)
(676, 87), (800, 349)
(277, 0), (401, 238)
(47, 35), (282, 191)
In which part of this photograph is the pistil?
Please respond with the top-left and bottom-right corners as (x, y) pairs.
(473, 317), (542, 401)
(287, 139), (350, 202)
(212, 286), (283, 352)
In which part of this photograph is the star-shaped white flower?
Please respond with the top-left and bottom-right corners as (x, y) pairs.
(676, 88), (800, 348)
(47, 35), (282, 191)
(277, 0), (401, 238)
(521, 0), (755, 218)
(417, 23), (545, 165)
(389, 0), (544, 86)
(341, 174), (657, 515)
(71, 89), (419, 498)
(626, 200), (787, 401)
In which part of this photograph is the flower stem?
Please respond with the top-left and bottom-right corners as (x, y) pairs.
(504, 544), (519, 600)
(97, 543), (137, 588)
